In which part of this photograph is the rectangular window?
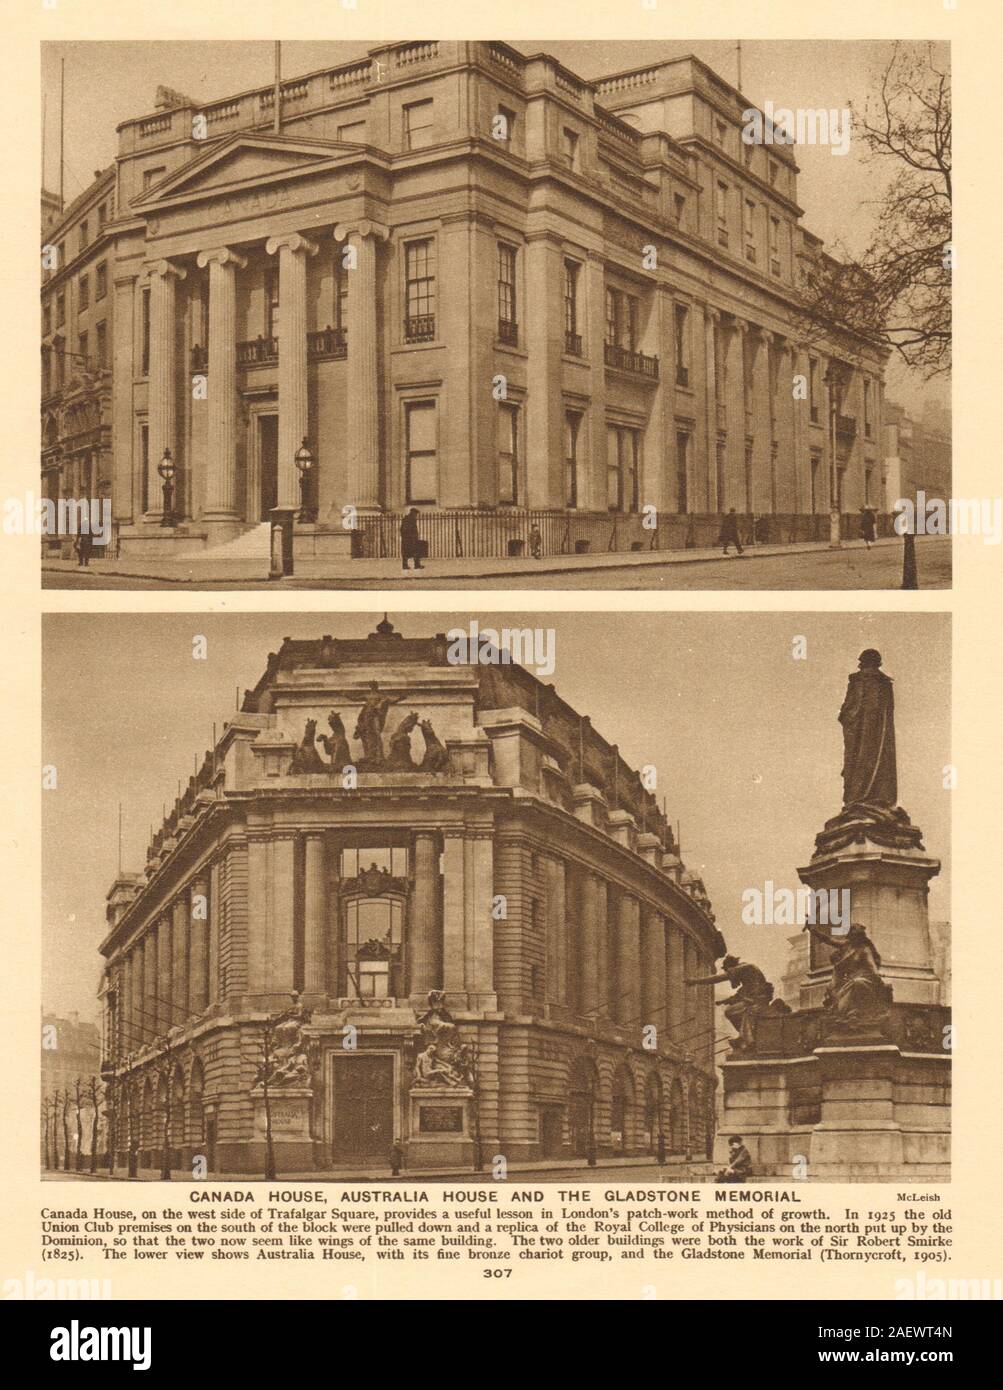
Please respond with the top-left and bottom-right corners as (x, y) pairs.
(675, 429), (689, 513)
(716, 181), (729, 247)
(673, 192), (686, 223)
(43, 302), (51, 337)
(143, 166), (166, 190)
(266, 265), (280, 339)
(769, 216), (781, 276)
(864, 379), (873, 438)
(810, 451), (821, 513)
(98, 201), (108, 227)
(139, 423), (150, 513)
(606, 424), (640, 513)
(674, 304), (690, 387)
(95, 263), (107, 300)
(42, 348), (51, 396)
(55, 342), (65, 387)
(56, 291), (65, 328)
(141, 287), (151, 377)
(96, 321), (107, 369)
(334, 252), (349, 332)
(405, 400), (438, 504)
(563, 260), (581, 354)
(744, 441), (754, 513)
(404, 99), (434, 150)
(78, 331), (88, 366)
(605, 289), (638, 351)
(497, 242), (517, 343)
(497, 401), (519, 504)
(79, 273), (89, 311)
(809, 356), (819, 424)
(404, 240), (436, 341)
(715, 119), (727, 148)
(564, 409), (582, 508)
(79, 219), (89, 252)
(744, 199), (756, 263)
(562, 127), (579, 168)
(768, 159), (779, 186)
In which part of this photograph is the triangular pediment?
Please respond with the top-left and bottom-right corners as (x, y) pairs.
(132, 134), (369, 209)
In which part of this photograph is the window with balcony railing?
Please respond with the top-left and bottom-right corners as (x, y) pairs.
(497, 242), (517, 346)
(237, 335), (278, 366)
(308, 326), (347, 359)
(563, 258), (581, 356)
(405, 239), (435, 343)
(604, 342), (658, 378)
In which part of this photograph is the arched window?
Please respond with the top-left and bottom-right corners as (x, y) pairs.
(644, 1073), (663, 1155)
(611, 1064), (633, 1153)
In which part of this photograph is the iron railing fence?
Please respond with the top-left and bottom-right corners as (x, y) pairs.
(351, 508), (895, 560)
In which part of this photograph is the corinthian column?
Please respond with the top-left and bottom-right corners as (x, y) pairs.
(266, 233), (317, 508)
(303, 833), (327, 996)
(196, 247), (247, 527)
(146, 259), (186, 516)
(333, 221), (388, 509)
(408, 832), (441, 1002)
(615, 894), (641, 1029)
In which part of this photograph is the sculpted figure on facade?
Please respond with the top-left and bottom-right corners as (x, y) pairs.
(386, 712), (419, 770)
(354, 682), (401, 767)
(419, 719), (450, 773)
(318, 711), (351, 770)
(290, 719), (326, 773)
(260, 992), (314, 1088)
(412, 991), (473, 1088)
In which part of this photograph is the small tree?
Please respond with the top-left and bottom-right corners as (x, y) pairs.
(73, 1077), (85, 1172)
(87, 1076), (103, 1174)
(61, 1090), (72, 1171)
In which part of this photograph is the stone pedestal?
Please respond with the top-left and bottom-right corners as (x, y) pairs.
(251, 1085), (315, 1171)
(405, 1086), (475, 1169)
(797, 815), (940, 1007)
(716, 1028), (950, 1182)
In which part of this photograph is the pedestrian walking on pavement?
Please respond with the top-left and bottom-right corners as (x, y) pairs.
(718, 507), (744, 556)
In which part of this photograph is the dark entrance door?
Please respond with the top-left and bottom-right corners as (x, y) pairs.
(331, 1055), (394, 1162)
(258, 414), (278, 520)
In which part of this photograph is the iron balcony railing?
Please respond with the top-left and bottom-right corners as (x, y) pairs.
(236, 335), (278, 366)
(404, 314), (435, 343)
(498, 318), (519, 346)
(564, 330), (583, 356)
(307, 326), (347, 360)
(604, 342), (659, 379)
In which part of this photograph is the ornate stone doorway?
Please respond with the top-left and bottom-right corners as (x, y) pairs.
(330, 1054), (395, 1163)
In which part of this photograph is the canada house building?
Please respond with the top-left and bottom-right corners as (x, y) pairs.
(41, 41), (887, 561)
(98, 624), (724, 1171)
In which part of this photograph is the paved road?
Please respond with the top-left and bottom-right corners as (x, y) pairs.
(43, 1161), (707, 1184)
(44, 537), (950, 590)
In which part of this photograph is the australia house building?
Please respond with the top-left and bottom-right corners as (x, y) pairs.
(42, 41), (888, 562)
(98, 621), (725, 1172)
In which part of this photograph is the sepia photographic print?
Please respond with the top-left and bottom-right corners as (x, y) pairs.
(42, 612), (950, 1184)
(37, 37), (952, 591)
(4, 0), (1001, 1344)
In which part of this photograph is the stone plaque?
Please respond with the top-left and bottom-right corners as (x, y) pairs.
(419, 1105), (463, 1134)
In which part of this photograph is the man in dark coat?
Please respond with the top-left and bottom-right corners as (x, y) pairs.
(859, 506), (877, 547)
(719, 507), (744, 555)
(715, 1135), (753, 1184)
(400, 507), (423, 570)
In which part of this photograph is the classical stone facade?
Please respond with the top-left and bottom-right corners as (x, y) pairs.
(98, 622), (725, 1173)
(43, 41), (888, 562)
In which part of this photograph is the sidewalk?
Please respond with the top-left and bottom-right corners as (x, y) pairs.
(43, 536), (901, 586)
(46, 1154), (708, 1183)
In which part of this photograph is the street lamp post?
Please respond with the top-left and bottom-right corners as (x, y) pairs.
(157, 449), (177, 528)
(825, 368), (842, 548)
(294, 437), (315, 523)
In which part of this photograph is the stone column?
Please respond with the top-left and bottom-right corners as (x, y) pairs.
(683, 938), (699, 1055)
(246, 836), (268, 994)
(524, 231), (564, 507)
(196, 247), (247, 528)
(266, 233), (317, 508)
(172, 898), (189, 1022)
(333, 221), (387, 508)
(270, 836), (296, 993)
(640, 908), (667, 1038)
(146, 259), (186, 517)
(189, 878), (209, 1013)
(144, 925), (157, 1043)
(579, 872), (603, 1021)
(409, 832), (441, 1000)
(207, 863), (219, 1006)
(704, 307), (720, 511)
(303, 833), (327, 996)
(666, 924), (686, 1050)
(121, 949), (133, 1054)
(544, 856), (567, 1006)
(157, 914), (172, 1035)
(615, 894), (641, 1029)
